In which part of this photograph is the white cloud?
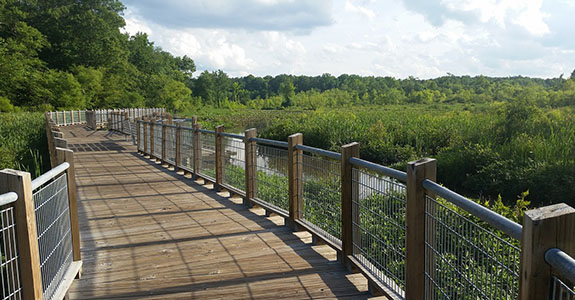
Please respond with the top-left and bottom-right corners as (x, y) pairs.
(344, 0), (376, 19)
(121, 0), (575, 79)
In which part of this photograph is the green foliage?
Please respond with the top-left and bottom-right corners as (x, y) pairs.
(186, 104), (575, 207)
(0, 0), (195, 112)
(0, 112), (49, 177)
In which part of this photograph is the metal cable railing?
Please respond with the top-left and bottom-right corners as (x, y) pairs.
(0, 192), (22, 300)
(179, 127), (194, 173)
(32, 166), (73, 300)
(164, 126), (177, 165)
(350, 163), (407, 298)
(221, 135), (246, 194)
(297, 145), (342, 247)
(422, 182), (521, 300)
(198, 130), (216, 181)
(253, 142), (290, 215)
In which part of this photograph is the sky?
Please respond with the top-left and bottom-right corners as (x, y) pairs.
(121, 0), (575, 79)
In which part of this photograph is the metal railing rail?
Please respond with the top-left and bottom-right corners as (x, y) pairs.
(422, 179), (523, 241)
(349, 157), (407, 182)
(295, 144), (342, 160)
(250, 137), (289, 148)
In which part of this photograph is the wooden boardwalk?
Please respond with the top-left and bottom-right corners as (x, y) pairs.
(62, 126), (377, 299)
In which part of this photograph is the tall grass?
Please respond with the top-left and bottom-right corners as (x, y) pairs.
(257, 104), (575, 207)
(0, 112), (50, 178)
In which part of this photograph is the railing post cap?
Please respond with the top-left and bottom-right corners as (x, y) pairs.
(408, 157), (436, 166)
(0, 168), (30, 177)
(524, 203), (575, 222)
(288, 132), (302, 138)
(341, 142), (359, 148)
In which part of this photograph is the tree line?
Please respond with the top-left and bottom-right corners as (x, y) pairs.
(0, 0), (194, 112)
(191, 71), (575, 110)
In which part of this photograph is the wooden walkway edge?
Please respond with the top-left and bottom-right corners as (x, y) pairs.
(63, 125), (378, 299)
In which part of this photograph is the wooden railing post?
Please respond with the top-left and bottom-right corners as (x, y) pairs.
(45, 113), (57, 167)
(54, 136), (68, 149)
(288, 133), (303, 231)
(143, 118), (149, 155)
(215, 125), (224, 192)
(175, 122), (182, 171)
(0, 169), (43, 300)
(406, 158), (436, 300)
(193, 123), (201, 180)
(137, 119), (141, 153)
(244, 128), (257, 206)
(150, 119), (155, 157)
(161, 123), (167, 164)
(341, 142), (360, 269)
(519, 203), (575, 300)
(55, 148), (82, 265)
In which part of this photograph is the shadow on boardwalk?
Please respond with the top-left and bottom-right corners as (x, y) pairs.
(63, 125), (377, 299)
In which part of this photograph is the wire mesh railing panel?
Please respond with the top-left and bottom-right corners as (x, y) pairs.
(222, 136), (245, 193)
(152, 124), (162, 158)
(351, 167), (406, 296)
(198, 132), (216, 180)
(64, 112), (71, 125)
(164, 126), (177, 165)
(254, 144), (290, 214)
(138, 123), (144, 151)
(299, 152), (342, 246)
(550, 276), (575, 300)
(179, 128), (194, 172)
(424, 195), (521, 300)
(0, 203), (22, 300)
(57, 112), (64, 125)
(33, 173), (73, 300)
(80, 111), (86, 122)
(145, 123), (151, 154)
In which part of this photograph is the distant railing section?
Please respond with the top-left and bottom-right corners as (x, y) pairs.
(49, 108), (165, 128)
(136, 116), (575, 300)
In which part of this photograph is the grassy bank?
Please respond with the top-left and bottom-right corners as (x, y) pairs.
(0, 112), (50, 178)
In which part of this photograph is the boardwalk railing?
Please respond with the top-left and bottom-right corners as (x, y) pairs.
(0, 114), (83, 299)
(130, 116), (575, 300)
(1, 159), (82, 300)
(49, 108), (165, 128)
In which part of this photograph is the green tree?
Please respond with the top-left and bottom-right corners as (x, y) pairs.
(279, 79), (295, 107)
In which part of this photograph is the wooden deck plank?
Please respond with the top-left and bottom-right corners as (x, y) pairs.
(63, 126), (380, 299)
